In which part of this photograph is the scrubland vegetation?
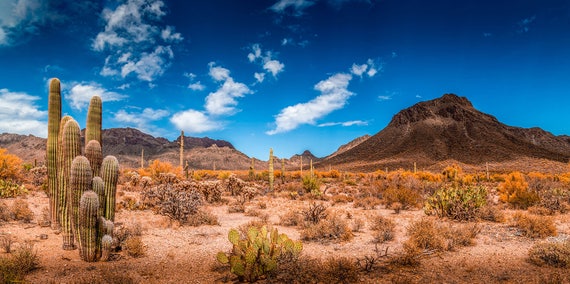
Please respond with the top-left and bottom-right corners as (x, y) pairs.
(1, 147), (570, 282)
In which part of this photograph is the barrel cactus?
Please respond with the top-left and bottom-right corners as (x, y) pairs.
(100, 234), (113, 262)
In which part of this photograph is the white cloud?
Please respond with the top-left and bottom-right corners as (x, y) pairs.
(93, 0), (182, 83)
(247, 44), (285, 78)
(66, 83), (127, 110)
(377, 95), (391, 101)
(254, 72), (266, 83)
(205, 79), (252, 116)
(350, 63), (367, 77)
(0, 0), (51, 46)
(0, 88), (47, 137)
(113, 107), (169, 135)
(267, 73), (353, 135)
(270, 0), (316, 16)
(350, 58), (380, 78)
(318, 120), (368, 127)
(188, 82), (205, 91)
(170, 109), (222, 133)
(208, 63), (231, 81)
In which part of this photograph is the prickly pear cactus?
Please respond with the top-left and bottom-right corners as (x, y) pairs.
(217, 225), (303, 282)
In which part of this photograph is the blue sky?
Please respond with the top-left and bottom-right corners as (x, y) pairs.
(0, 0), (569, 159)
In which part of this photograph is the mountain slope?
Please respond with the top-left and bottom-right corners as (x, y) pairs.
(321, 94), (570, 171)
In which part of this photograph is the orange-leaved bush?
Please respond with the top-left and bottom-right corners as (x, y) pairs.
(498, 172), (539, 209)
(0, 148), (23, 181)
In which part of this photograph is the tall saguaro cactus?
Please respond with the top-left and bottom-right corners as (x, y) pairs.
(269, 148), (274, 191)
(85, 96), (102, 146)
(85, 140), (102, 178)
(70, 156), (93, 240)
(60, 119), (81, 250)
(78, 190), (99, 262)
(47, 78), (61, 229)
(101, 156), (119, 221)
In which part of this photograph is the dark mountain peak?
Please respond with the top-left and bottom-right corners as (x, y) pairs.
(388, 93), (495, 127)
(290, 150), (321, 161)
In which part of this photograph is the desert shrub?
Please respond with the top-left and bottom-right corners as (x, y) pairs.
(0, 179), (27, 198)
(124, 236), (145, 258)
(511, 212), (557, 238)
(0, 149), (23, 181)
(0, 234), (14, 253)
(405, 218), (445, 252)
(28, 165), (47, 188)
(534, 187), (570, 215)
(301, 202), (328, 225)
(321, 256), (359, 283)
(216, 225), (303, 282)
(331, 194), (353, 204)
(498, 172), (539, 209)
(0, 242), (39, 283)
(442, 164), (462, 182)
(279, 210), (303, 227)
(477, 205), (505, 222)
(0, 202), (10, 222)
(301, 213), (353, 242)
(370, 215), (395, 243)
(141, 184), (204, 224)
(424, 185), (487, 221)
(382, 186), (422, 212)
(114, 223), (143, 251)
(302, 174), (322, 194)
(442, 223), (480, 250)
(352, 196), (381, 210)
(11, 199), (33, 223)
(528, 240), (570, 267)
(138, 160), (181, 183)
(267, 255), (323, 283)
(119, 195), (145, 211)
(186, 210), (219, 226)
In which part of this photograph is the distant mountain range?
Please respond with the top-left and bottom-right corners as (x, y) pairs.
(1, 94), (569, 172)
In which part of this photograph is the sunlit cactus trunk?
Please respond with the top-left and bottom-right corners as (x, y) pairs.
(47, 78), (61, 229)
(101, 156), (119, 221)
(70, 156), (93, 241)
(85, 96), (102, 146)
(78, 190), (99, 262)
(60, 119), (81, 250)
(269, 148), (274, 191)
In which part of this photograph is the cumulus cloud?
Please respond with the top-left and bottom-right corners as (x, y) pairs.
(205, 79), (252, 116)
(66, 83), (127, 110)
(247, 44), (285, 78)
(170, 109), (222, 133)
(113, 107), (169, 135)
(93, 0), (183, 83)
(267, 73), (353, 135)
(318, 120), (368, 127)
(254, 72), (266, 83)
(350, 58), (380, 78)
(0, 88), (47, 137)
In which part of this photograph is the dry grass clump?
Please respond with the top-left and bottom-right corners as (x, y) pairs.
(442, 223), (480, 250)
(477, 205), (506, 222)
(301, 213), (354, 242)
(0, 241), (40, 283)
(369, 215), (395, 243)
(124, 236), (145, 258)
(352, 196), (381, 210)
(185, 210), (219, 226)
(528, 240), (570, 267)
(0, 234), (14, 253)
(301, 202), (328, 225)
(279, 209), (303, 227)
(381, 186), (422, 213)
(511, 212), (557, 238)
(268, 255), (359, 284)
(330, 194), (353, 205)
(10, 199), (34, 223)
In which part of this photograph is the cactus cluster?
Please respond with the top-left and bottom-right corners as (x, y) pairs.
(216, 225), (303, 282)
(45, 78), (119, 262)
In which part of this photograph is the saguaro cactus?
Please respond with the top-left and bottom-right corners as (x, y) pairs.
(78, 190), (99, 262)
(47, 78), (61, 229)
(101, 156), (119, 221)
(60, 118), (81, 250)
(85, 96), (102, 147)
(70, 156), (93, 240)
(269, 148), (274, 191)
(85, 140), (102, 178)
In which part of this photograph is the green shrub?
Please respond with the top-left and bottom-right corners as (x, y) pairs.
(302, 175), (321, 194)
(0, 179), (27, 198)
(424, 185), (487, 221)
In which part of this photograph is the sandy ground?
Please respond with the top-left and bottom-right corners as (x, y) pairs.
(2, 189), (570, 284)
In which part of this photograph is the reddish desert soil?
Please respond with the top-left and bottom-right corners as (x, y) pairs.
(3, 189), (570, 284)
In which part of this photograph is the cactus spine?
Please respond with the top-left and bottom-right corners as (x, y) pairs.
(101, 156), (119, 221)
(100, 234), (113, 262)
(85, 140), (102, 178)
(70, 156), (93, 240)
(78, 190), (99, 262)
(85, 96), (102, 146)
(268, 148), (274, 191)
(61, 119), (81, 250)
(47, 78), (61, 229)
